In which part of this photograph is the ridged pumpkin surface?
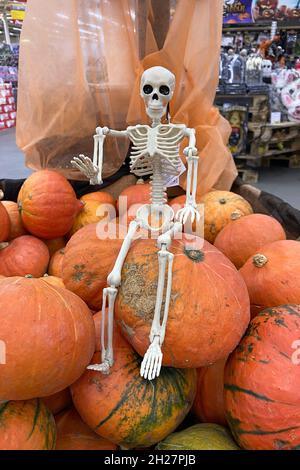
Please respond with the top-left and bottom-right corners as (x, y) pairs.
(200, 190), (253, 243)
(0, 399), (56, 450)
(115, 235), (250, 368)
(48, 248), (65, 277)
(240, 240), (300, 316)
(192, 358), (227, 426)
(225, 305), (300, 450)
(17, 170), (83, 239)
(0, 235), (49, 277)
(62, 223), (122, 310)
(156, 423), (239, 450)
(214, 214), (286, 269)
(2, 200), (27, 240)
(71, 325), (197, 449)
(55, 408), (117, 450)
(42, 274), (65, 289)
(0, 277), (95, 400)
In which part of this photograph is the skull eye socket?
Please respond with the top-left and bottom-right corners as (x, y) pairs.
(143, 84), (153, 94)
(159, 85), (170, 95)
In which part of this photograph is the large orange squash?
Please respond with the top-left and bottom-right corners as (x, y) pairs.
(42, 389), (72, 415)
(240, 240), (300, 316)
(48, 248), (65, 277)
(225, 305), (300, 450)
(214, 214), (286, 269)
(0, 235), (49, 277)
(18, 170), (83, 239)
(0, 191), (10, 242)
(0, 399), (56, 450)
(115, 235), (250, 368)
(2, 200), (27, 240)
(192, 358), (227, 426)
(0, 277), (95, 400)
(62, 223), (122, 310)
(71, 323), (196, 449)
(200, 190), (253, 243)
(55, 408), (117, 450)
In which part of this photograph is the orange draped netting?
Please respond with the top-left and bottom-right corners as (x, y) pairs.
(16, 0), (237, 194)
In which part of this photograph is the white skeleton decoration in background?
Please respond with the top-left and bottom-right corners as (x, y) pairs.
(71, 66), (200, 380)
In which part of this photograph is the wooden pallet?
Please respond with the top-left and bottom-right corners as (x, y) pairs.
(237, 167), (259, 184)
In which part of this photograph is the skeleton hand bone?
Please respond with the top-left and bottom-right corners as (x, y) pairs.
(71, 154), (102, 185)
(87, 361), (110, 374)
(176, 205), (200, 225)
(140, 336), (163, 381)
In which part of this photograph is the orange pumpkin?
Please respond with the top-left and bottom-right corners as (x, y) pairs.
(48, 248), (65, 277)
(117, 179), (151, 215)
(80, 190), (115, 206)
(200, 190), (253, 243)
(43, 237), (66, 256)
(115, 235), (250, 368)
(42, 274), (65, 289)
(0, 399), (56, 450)
(70, 198), (115, 236)
(0, 276), (95, 400)
(18, 170), (83, 239)
(214, 214), (286, 269)
(55, 408), (117, 450)
(0, 191), (10, 242)
(42, 389), (72, 415)
(2, 200), (27, 240)
(62, 223), (122, 310)
(0, 235), (49, 277)
(240, 240), (300, 317)
(192, 358), (227, 426)
(225, 305), (300, 450)
(71, 319), (196, 449)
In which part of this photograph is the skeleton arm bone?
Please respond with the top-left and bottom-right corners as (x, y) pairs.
(176, 128), (200, 224)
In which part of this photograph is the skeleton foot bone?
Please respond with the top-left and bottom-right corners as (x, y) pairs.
(140, 336), (163, 380)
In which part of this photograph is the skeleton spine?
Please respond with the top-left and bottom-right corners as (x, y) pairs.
(150, 157), (167, 205)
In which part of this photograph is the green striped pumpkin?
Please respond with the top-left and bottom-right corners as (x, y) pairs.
(224, 305), (300, 450)
(0, 399), (56, 450)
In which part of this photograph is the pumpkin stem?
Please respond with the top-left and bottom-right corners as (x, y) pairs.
(184, 247), (204, 263)
(253, 254), (268, 267)
(231, 211), (242, 221)
(0, 242), (9, 250)
(219, 198), (227, 204)
(25, 274), (34, 278)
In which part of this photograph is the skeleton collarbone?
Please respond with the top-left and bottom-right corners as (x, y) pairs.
(128, 123), (186, 176)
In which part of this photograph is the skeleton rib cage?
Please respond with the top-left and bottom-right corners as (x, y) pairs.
(127, 124), (186, 177)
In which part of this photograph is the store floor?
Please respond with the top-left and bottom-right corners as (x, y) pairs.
(0, 128), (299, 209)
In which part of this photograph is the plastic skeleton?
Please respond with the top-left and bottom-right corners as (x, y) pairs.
(72, 66), (200, 380)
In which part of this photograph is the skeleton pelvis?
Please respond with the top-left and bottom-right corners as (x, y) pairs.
(136, 204), (174, 232)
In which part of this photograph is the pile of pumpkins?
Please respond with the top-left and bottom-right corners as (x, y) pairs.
(0, 169), (299, 451)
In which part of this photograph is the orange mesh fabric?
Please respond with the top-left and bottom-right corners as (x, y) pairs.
(17, 0), (236, 193)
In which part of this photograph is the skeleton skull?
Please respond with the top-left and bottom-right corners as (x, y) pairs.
(140, 66), (175, 123)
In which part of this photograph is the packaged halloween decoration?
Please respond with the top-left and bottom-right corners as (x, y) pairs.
(223, 105), (248, 157)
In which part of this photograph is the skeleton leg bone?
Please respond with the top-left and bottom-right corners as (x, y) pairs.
(140, 221), (182, 380)
(88, 220), (141, 374)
